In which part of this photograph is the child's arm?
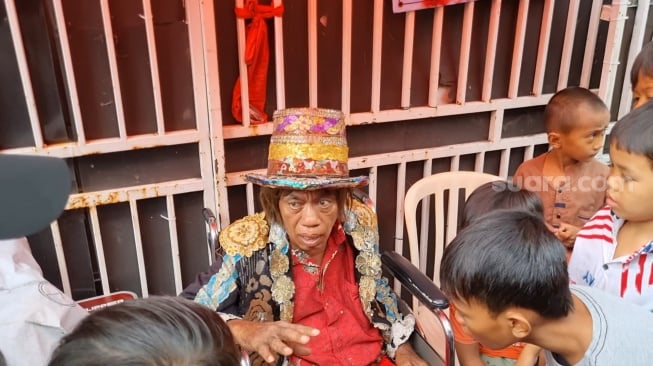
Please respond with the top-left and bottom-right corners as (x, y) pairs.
(454, 341), (486, 366)
(513, 344), (541, 366)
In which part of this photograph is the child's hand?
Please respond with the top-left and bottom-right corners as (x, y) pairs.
(555, 222), (580, 249)
(514, 344), (542, 366)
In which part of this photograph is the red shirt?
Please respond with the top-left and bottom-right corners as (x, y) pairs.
(290, 224), (384, 365)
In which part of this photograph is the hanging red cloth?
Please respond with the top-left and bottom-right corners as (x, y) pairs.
(232, 1), (284, 124)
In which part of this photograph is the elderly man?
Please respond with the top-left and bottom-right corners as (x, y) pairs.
(183, 108), (426, 366)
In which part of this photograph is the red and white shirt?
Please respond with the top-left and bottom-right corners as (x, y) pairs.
(568, 206), (653, 311)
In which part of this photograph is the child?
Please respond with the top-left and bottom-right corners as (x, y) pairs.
(568, 100), (653, 311)
(513, 87), (609, 256)
(440, 209), (653, 366)
(452, 181), (543, 366)
(630, 41), (653, 109)
(48, 296), (242, 366)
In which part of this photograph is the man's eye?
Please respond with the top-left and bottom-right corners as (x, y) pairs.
(288, 201), (301, 209)
(319, 199), (332, 208)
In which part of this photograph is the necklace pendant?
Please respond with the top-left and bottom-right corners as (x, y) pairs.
(304, 265), (318, 274)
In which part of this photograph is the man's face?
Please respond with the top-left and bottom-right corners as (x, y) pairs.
(450, 297), (519, 350)
(606, 144), (653, 222)
(555, 107), (609, 163)
(279, 190), (339, 258)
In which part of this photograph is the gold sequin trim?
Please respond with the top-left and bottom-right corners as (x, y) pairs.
(219, 213), (269, 257)
(268, 143), (348, 162)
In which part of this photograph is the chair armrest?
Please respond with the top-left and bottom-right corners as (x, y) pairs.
(381, 251), (449, 310)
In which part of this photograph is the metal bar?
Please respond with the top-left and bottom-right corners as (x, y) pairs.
(488, 109), (503, 142)
(401, 11), (416, 108)
(142, 0), (166, 135)
(100, 0), (127, 139)
(308, 0), (318, 107)
(246, 183), (256, 215)
(580, 0), (603, 88)
(418, 159), (433, 272)
(223, 93), (556, 139)
(618, 0), (650, 118)
(89, 206), (110, 294)
(482, 0), (502, 102)
(342, 0), (353, 113)
(4, 130), (200, 158)
(457, 1), (474, 104)
(394, 162), (407, 294)
(273, 0), (286, 110)
(369, 166), (378, 207)
(557, 0), (580, 90)
(235, 0), (251, 126)
(187, 0), (220, 224)
(199, 0), (230, 227)
(66, 179), (205, 209)
(166, 195), (183, 294)
(508, 0), (529, 99)
(371, 0), (384, 112)
(50, 221), (72, 296)
(524, 144), (535, 161)
(52, 0), (86, 143)
(533, 0), (554, 96)
(450, 155), (460, 171)
(428, 7), (444, 107)
(129, 199), (149, 297)
(5, 0), (44, 148)
(225, 133), (549, 185)
(499, 149), (510, 179)
(474, 152), (485, 172)
(598, 1), (629, 106)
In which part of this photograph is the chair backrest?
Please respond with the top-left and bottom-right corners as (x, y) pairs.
(404, 171), (501, 287)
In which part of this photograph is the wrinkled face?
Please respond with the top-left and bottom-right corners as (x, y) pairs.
(279, 190), (339, 257)
(632, 71), (653, 109)
(450, 297), (518, 350)
(556, 107), (609, 163)
(606, 144), (653, 222)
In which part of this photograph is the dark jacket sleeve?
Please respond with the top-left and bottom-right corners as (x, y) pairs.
(179, 257), (223, 300)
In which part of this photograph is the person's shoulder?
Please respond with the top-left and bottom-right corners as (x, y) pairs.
(577, 206), (616, 241)
(584, 158), (610, 175)
(219, 212), (270, 257)
(514, 153), (546, 177)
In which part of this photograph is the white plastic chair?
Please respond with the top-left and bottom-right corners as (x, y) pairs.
(404, 171), (500, 365)
(404, 171), (501, 287)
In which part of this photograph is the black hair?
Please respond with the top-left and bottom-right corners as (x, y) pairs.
(610, 99), (653, 165)
(461, 181), (544, 229)
(630, 41), (653, 87)
(48, 296), (240, 366)
(440, 209), (573, 318)
(544, 86), (609, 133)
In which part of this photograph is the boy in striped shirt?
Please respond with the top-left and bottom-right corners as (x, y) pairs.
(568, 100), (653, 311)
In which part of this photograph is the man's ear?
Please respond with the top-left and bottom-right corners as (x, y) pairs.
(504, 309), (532, 339)
(548, 131), (561, 149)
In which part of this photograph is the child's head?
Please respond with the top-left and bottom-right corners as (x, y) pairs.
(630, 41), (653, 109)
(48, 297), (241, 366)
(461, 180), (543, 229)
(440, 210), (572, 349)
(544, 87), (610, 162)
(607, 100), (653, 222)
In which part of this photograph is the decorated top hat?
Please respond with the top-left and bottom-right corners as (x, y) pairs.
(244, 107), (369, 190)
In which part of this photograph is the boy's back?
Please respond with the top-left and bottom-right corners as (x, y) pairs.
(544, 285), (653, 366)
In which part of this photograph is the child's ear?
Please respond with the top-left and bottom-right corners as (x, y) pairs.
(548, 131), (561, 149)
(504, 310), (532, 339)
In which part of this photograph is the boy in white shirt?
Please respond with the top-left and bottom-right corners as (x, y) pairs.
(568, 100), (653, 311)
